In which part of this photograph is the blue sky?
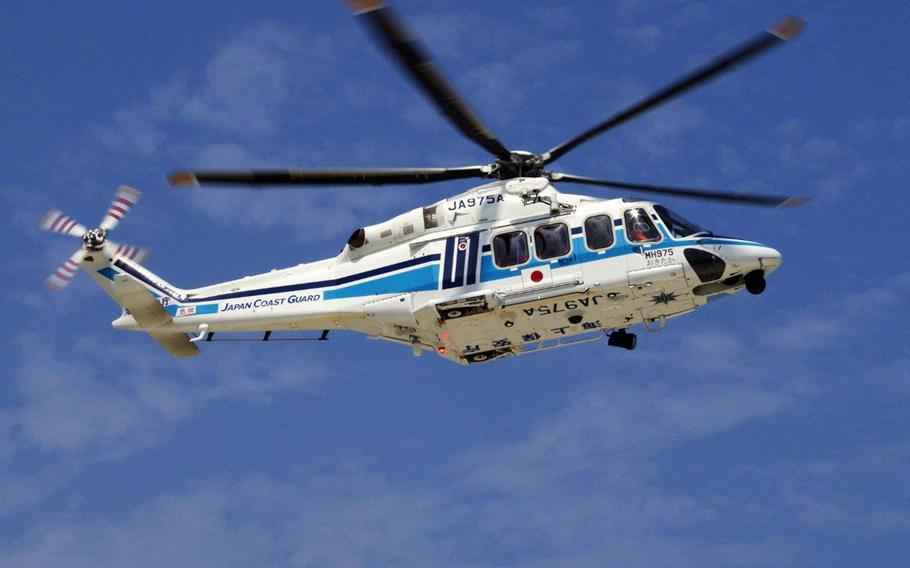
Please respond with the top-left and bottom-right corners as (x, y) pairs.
(2, 0), (909, 565)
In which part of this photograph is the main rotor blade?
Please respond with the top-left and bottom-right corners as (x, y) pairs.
(39, 209), (87, 238)
(99, 185), (141, 231)
(168, 166), (491, 187)
(542, 15), (805, 165)
(548, 172), (809, 207)
(346, 1), (512, 161)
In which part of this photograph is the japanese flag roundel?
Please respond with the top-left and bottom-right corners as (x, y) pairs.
(521, 264), (552, 287)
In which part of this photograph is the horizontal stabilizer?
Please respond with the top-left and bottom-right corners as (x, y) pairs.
(111, 275), (200, 358)
(148, 330), (201, 358)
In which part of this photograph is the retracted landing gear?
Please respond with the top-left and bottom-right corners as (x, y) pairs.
(607, 329), (637, 350)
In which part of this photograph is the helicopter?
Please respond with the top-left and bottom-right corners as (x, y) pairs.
(40, 1), (808, 364)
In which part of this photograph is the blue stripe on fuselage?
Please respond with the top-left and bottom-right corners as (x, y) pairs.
(477, 228), (767, 283)
(114, 254), (441, 303)
(113, 229), (765, 303)
(324, 264), (439, 299)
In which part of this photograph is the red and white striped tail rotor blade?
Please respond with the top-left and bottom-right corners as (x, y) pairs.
(39, 209), (87, 238)
(109, 241), (150, 264)
(46, 249), (84, 291)
(99, 185), (141, 231)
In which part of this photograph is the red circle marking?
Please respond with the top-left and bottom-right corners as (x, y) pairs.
(530, 270), (544, 283)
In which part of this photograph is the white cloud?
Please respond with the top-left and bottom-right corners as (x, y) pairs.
(0, 375), (799, 567)
(461, 381), (789, 493)
(1, 474), (461, 568)
(614, 23), (664, 50)
(91, 22), (338, 156)
(738, 442), (910, 535)
(13, 335), (169, 454)
(717, 144), (748, 177)
(180, 23), (306, 136)
(893, 116), (910, 138)
(764, 271), (910, 352)
(0, 333), (329, 517)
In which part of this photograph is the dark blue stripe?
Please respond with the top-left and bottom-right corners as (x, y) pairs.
(466, 233), (479, 286)
(442, 237), (456, 289)
(481, 244), (491, 253)
(112, 260), (186, 300)
(570, 226), (583, 235)
(454, 242), (466, 285)
(695, 238), (766, 247)
(115, 254), (441, 303)
(613, 218), (623, 227)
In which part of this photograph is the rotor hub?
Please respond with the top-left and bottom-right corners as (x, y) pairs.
(82, 228), (107, 250)
(495, 151), (544, 180)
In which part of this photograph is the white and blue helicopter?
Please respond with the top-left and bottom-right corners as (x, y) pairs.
(41, 2), (808, 364)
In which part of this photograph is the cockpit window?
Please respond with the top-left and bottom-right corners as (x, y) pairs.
(534, 223), (570, 260)
(584, 215), (614, 250)
(624, 208), (661, 243)
(493, 230), (529, 267)
(653, 205), (707, 238)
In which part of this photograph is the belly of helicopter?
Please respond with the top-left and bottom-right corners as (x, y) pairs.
(441, 291), (627, 355)
(430, 260), (700, 363)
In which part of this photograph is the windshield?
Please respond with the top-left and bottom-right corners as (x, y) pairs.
(653, 205), (709, 238)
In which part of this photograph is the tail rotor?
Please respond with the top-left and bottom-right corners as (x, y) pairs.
(39, 209), (87, 237)
(100, 185), (141, 231)
(46, 249), (85, 291)
(39, 186), (149, 291)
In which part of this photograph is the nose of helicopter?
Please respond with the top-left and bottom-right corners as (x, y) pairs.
(724, 243), (781, 295)
(715, 243), (781, 273)
(752, 244), (782, 273)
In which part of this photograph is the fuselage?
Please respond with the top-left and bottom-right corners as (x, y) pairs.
(105, 178), (781, 364)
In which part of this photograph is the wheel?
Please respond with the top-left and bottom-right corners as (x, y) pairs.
(445, 309), (463, 319)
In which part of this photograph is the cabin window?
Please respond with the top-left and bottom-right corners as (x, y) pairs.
(624, 208), (661, 243)
(493, 230), (529, 267)
(347, 228), (366, 249)
(534, 223), (570, 260)
(653, 205), (706, 238)
(584, 215), (614, 250)
(423, 205), (439, 229)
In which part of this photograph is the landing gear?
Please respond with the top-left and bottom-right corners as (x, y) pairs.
(436, 295), (490, 320)
(744, 270), (766, 295)
(465, 348), (511, 364)
(607, 329), (637, 350)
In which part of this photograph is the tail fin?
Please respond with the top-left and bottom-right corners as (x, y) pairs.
(97, 254), (189, 303)
(84, 252), (199, 358)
